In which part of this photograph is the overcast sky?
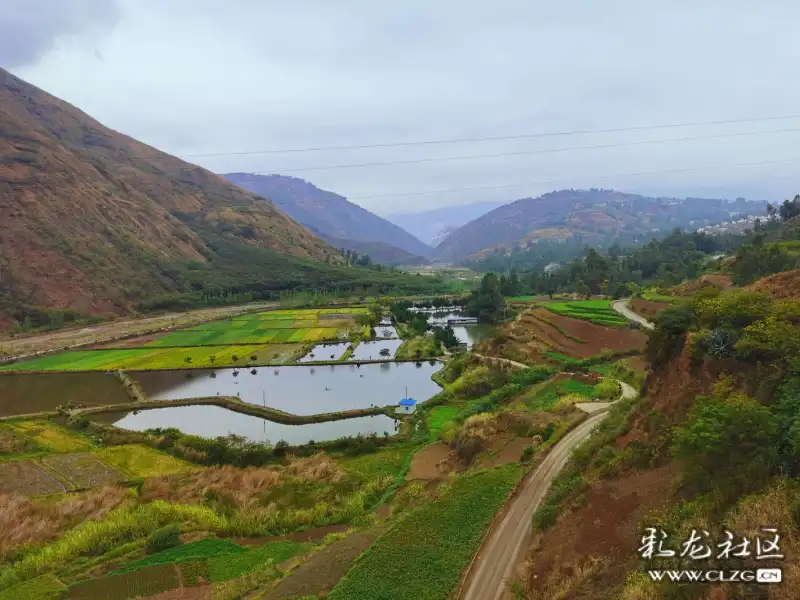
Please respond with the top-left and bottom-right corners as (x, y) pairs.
(4, 0), (800, 215)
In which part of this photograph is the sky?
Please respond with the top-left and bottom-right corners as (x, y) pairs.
(3, 0), (800, 216)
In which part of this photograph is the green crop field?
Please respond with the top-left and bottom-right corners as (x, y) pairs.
(543, 300), (628, 327)
(10, 421), (92, 453)
(0, 574), (67, 600)
(94, 445), (193, 478)
(523, 378), (597, 410)
(426, 406), (460, 437)
(113, 538), (247, 575)
(338, 445), (412, 480)
(329, 464), (522, 600)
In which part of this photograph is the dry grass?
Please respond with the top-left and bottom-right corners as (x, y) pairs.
(142, 465), (284, 509)
(460, 413), (499, 444)
(722, 479), (799, 600)
(522, 555), (611, 600)
(619, 572), (663, 600)
(0, 486), (130, 559)
(284, 452), (345, 483)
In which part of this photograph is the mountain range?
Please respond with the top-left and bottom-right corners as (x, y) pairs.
(222, 174), (432, 264)
(433, 189), (765, 262)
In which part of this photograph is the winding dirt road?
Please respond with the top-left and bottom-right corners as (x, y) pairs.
(612, 299), (655, 330)
(458, 379), (638, 600)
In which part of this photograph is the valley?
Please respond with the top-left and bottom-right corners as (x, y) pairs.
(2, 30), (800, 600)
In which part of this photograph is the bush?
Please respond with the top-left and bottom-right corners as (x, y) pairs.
(595, 379), (620, 400)
(673, 392), (779, 499)
(146, 524), (180, 554)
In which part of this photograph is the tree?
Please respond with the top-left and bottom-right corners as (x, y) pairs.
(779, 195), (800, 221)
(432, 325), (461, 349)
(466, 273), (505, 323)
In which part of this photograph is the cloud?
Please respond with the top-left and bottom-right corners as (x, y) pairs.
(0, 0), (120, 68)
(7, 1), (800, 214)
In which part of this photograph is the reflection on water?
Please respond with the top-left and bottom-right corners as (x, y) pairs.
(0, 373), (129, 417)
(297, 342), (352, 362)
(110, 405), (399, 445)
(134, 361), (441, 415)
(421, 309), (493, 349)
(348, 340), (404, 361)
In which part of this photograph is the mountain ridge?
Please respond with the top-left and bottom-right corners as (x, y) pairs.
(434, 189), (765, 262)
(0, 67), (340, 320)
(222, 173), (433, 259)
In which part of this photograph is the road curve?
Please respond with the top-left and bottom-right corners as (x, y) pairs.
(459, 410), (609, 600)
(458, 377), (638, 600)
(612, 299), (654, 330)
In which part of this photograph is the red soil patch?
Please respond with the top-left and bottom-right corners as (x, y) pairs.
(630, 298), (670, 320)
(140, 587), (210, 600)
(523, 464), (677, 596)
(621, 356), (649, 378)
(477, 436), (536, 470)
(515, 309), (646, 359)
(698, 274), (733, 288)
(405, 442), (454, 481)
(747, 268), (800, 299)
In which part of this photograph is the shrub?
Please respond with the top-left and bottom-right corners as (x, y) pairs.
(146, 524), (180, 554)
(595, 379), (619, 400)
(673, 392), (779, 499)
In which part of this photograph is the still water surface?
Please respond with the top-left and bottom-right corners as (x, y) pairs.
(110, 405), (398, 446)
(133, 361), (441, 414)
(0, 373), (130, 417)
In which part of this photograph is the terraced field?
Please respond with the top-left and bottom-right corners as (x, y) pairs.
(542, 300), (628, 327)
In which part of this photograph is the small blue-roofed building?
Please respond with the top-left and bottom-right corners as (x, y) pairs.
(396, 398), (417, 415)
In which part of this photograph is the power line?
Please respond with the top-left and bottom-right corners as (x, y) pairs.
(347, 156), (800, 201)
(181, 114), (800, 157)
(253, 127), (800, 173)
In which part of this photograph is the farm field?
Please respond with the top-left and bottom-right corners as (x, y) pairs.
(426, 406), (461, 438)
(0, 307), (371, 372)
(541, 300), (628, 327)
(93, 445), (193, 478)
(0, 344), (303, 372)
(328, 464), (522, 600)
(521, 377), (598, 411)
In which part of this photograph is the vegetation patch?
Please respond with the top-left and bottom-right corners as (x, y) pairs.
(112, 538), (246, 575)
(41, 453), (123, 488)
(208, 540), (309, 582)
(337, 445), (412, 480)
(426, 406), (460, 438)
(93, 445), (193, 478)
(543, 300), (628, 327)
(0, 574), (67, 600)
(329, 464), (522, 600)
(10, 421), (91, 453)
(522, 378), (597, 411)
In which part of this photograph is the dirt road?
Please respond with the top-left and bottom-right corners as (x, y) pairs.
(472, 353), (529, 370)
(458, 378), (638, 600)
(459, 410), (609, 600)
(612, 299), (654, 330)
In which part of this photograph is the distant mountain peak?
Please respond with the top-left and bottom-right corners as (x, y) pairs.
(222, 173), (433, 259)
